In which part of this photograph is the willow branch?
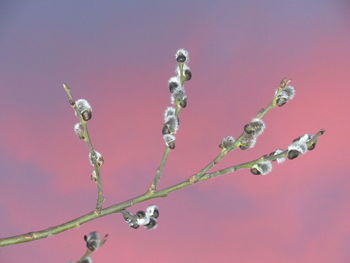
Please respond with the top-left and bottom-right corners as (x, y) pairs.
(189, 83), (281, 183)
(148, 106), (183, 193)
(148, 147), (171, 193)
(63, 84), (104, 212)
(201, 129), (325, 181)
(0, 129), (325, 247)
(148, 63), (186, 193)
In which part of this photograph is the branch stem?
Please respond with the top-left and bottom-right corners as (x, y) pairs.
(62, 84), (105, 211)
(148, 147), (171, 193)
(190, 95), (277, 183)
(0, 130), (324, 247)
(148, 102), (182, 192)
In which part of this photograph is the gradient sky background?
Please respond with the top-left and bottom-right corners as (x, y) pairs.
(0, 0), (349, 262)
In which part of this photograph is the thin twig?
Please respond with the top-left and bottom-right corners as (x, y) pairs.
(63, 84), (105, 212)
(201, 129), (325, 181)
(148, 147), (171, 193)
(147, 62), (186, 193)
(0, 130), (324, 247)
(148, 105), (183, 193)
(189, 80), (293, 183)
(189, 92), (278, 183)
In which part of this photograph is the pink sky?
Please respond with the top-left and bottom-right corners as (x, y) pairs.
(0, 0), (349, 262)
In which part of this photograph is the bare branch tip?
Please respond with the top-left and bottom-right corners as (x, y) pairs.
(62, 83), (70, 91)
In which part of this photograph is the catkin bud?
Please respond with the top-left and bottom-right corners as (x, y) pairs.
(270, 149), (286, 163)
(275, 85), (295, 107)
(84, 232), (100, 252)
(175, 48), (189, 63)
(171, 86), (187, 108)
(284, 85), (295, 100)
(74, 122), (85, 139)
(130, 223), (140, 229)
(184, 70), (192, 81)
(293, 134), (317, 150)
(250, 161), (273, 175)
(146, 205), (159, 219)
(136, 210), (151, 226)
(162, 115), (179, 135)
(163, 134), (176, 149)
(219, 136), (235, 149)
(75, 99), (92, 121)
(80, 257), (93, 263)
(179, 97), (187, 108)
(276, 91), (289, 107)
(244, 118), (265, 136)
(168, 76), (181, 93)
(287, 150), (300, 159)
(298, 134), (312, 143)
(239, 133), (257, 150)
(162, 125), (170, 135)
(144, 217), (158, 230)
(122, 211), (140, 229)
(91, 171), (97, 182)
(89, 151), (104, 167)
(164, 107), (176, 121)
(177, 64), (192, 81)
(287, 141), (308, 160)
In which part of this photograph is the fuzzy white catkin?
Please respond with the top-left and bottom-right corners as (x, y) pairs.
(164, 115), (179, 134)
(91, 170), (97, 181)
(81, 257), (93, 263)
(74, 122), (84, 139)
(85, 231), (101, 251)
(279, 90), (289, 100)
(136, 216), (151, 226)
(248, 118), (266, 136)
(299, 134), (313, 143)
(168, 76), (181, 89)
(171, 86), (187, 104)
(163, 134), (175, 147)
(86, 231), (100, 243)
(240, 134), (257, 149)
(175, 48), (189, 62)
(164, 107), (176, 122)
(75, 99), (92, 114)
(284, 85), (295, 100)
(274, 149), (286, 163)
(144, 217), (158, 230)
(253, 161), (273, 175)
(221, 136), (235, 149)
(288, 141), (308, 155)
(274, 84), (295, 98)
(146, 205), (159, 218)
(89, 151), (104, 167)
